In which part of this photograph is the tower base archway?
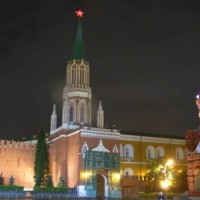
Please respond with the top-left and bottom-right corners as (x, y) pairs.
(97, 174), (105, 198)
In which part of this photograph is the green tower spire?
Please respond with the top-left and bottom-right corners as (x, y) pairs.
(72, 15), (86, 60)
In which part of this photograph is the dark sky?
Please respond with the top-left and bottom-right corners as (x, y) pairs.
(1, 0), (200, 140)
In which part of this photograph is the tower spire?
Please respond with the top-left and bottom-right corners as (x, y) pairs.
(62, 10), (92, 129)
(50, 104), (57, 134)
(97, 101), (104, 128)
(72, 10), (85, 60)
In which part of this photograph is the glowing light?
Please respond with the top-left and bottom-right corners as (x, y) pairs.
(196, 94), (200, 99)
(112, 172), (121, 184)
(83, 171), (91, 179)
(75, 9), (84, 18)
(161, 179), (170, 189)
(166, 159), (173, 166)
(114, 173), (121, 180)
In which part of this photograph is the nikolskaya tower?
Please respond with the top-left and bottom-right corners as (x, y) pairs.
(50, 10), (104, 133)
(62, 11), (91, 129)
(48, 10), (121, 198)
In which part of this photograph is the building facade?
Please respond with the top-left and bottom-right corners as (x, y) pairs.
(186, 95), (200, 198)
(0, 12), (187, 198)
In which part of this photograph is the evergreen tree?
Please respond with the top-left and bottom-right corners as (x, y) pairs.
(58, 176), (65, 187)
(8, 176), (15, 186)
(46, 175), (54, 187)
(34, 128), (49, 187)
(0, 173), (4, 185)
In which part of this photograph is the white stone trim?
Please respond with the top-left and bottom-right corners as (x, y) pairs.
(91, 139), (110, 152)
(120, 134), (185, 144)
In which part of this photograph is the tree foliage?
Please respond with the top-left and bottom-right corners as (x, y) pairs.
(171, 170), (188, 192)
(46, 175), (54, 187)
(34, 128), (49, 187)
(0, 173), (4, 185)
(145, 158), (187, 193)
(8, 176), (15, 186)
(145, 158), (166, 192)
(58, 176), (65, 187)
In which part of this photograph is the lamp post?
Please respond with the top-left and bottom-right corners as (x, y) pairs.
(160, 159), (174, 197)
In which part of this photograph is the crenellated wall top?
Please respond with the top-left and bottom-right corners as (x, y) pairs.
(0, 140), (36, 150)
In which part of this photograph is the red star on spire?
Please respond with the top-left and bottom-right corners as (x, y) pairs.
(75, 9), (84, 18)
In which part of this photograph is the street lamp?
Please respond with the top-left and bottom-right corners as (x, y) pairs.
(161, 159), (174, 189)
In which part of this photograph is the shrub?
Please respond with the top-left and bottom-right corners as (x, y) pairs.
(34, 187), (67, 192)
(0, 185), (24, 191)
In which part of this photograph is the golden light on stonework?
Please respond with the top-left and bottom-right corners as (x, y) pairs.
(82, 171), (91, 179)
(115, 173), (121, 180)
(112, 172), (121, 184)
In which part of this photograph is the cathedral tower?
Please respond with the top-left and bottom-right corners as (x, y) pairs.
(62, 11), (92, 129)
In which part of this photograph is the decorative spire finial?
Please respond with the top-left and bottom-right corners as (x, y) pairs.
(75, 9), (84, 18)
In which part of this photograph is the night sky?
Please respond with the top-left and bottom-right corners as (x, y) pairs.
(1, 0), (200, 140)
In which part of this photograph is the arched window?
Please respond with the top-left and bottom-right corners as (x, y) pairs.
(72, 66), (76, 84)
(176, 148), (184, 160)
(124, 168), (134, 176)
(69, 104), (74, 122)
(124, 144), (134, 159)
(156, 146), (164, 158)
(146, 146), (155, 159)
(80, 103), (84, 123)
(120, 144), (123, 158)
(80, 67), (84, 85)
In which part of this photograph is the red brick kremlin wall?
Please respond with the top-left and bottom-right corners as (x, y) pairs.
(0, 140), (36, 188)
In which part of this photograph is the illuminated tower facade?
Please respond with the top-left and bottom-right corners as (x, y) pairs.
(196, 94), (200, 121)
(62, 13), (92, 129)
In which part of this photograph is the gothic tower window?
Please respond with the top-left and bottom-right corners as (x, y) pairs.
(80, 102), (84, 122)
(72, 67), (76, 84)
(80, 67), (84, 85)
(69, 105), (74, 122)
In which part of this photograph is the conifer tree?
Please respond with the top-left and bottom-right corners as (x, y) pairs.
(0, 173), (4, 185)
(58, 176), (65, 187)
(8, 176), (15, 186)
(46, 175), (54, 187)
(34, 128), (49, 187)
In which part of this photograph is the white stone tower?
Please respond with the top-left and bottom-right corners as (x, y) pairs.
(62, 11), (92, 129)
